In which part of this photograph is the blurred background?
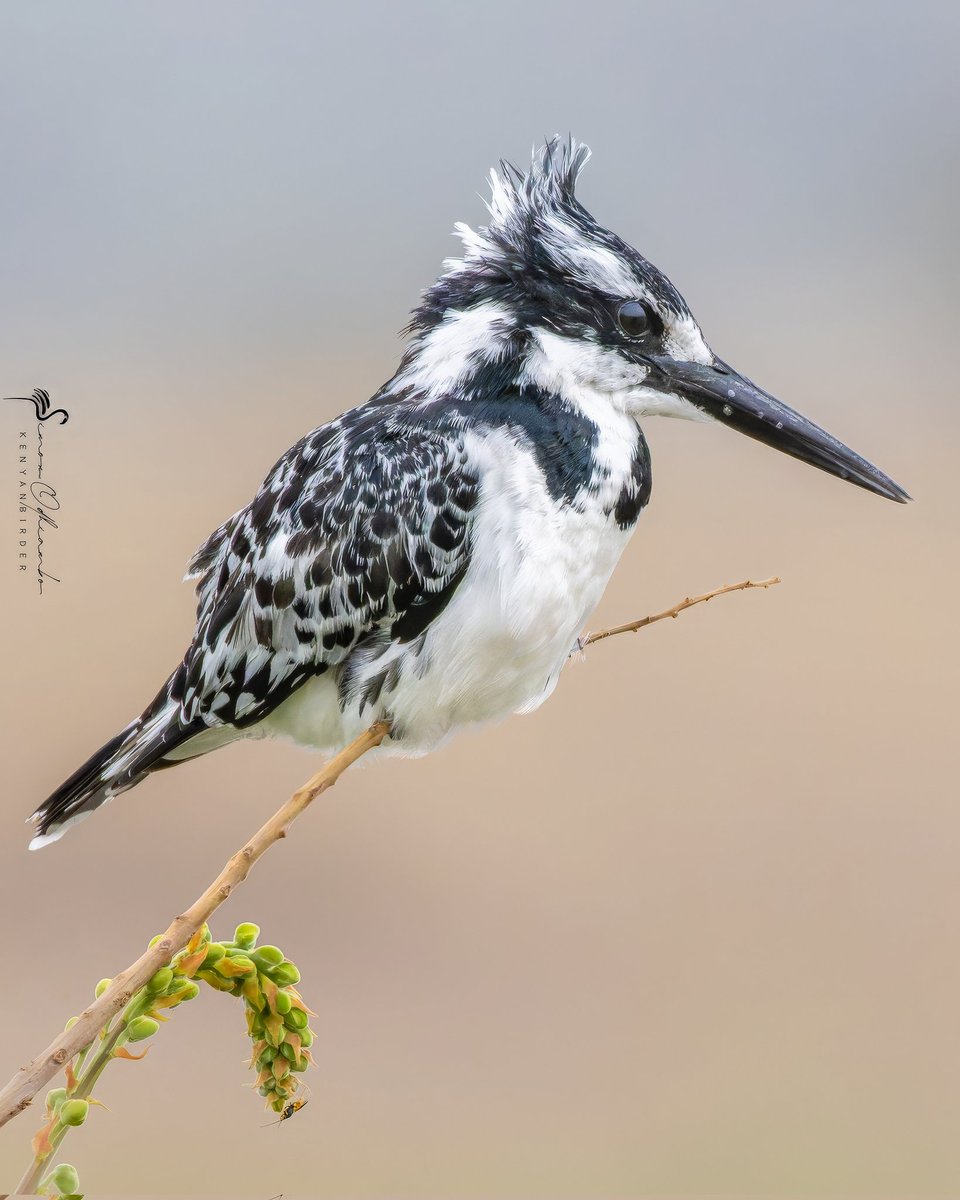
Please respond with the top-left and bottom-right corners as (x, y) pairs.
(1, 1), (958, 1194)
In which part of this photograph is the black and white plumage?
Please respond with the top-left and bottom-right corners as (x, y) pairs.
(30, 138), (907, 848)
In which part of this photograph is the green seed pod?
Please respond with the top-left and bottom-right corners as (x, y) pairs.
(258, 1080), (277, 1096)
(280, 1040), (297, 1061)
(234, 922), (260, 950)
(147, 967), (174, 994)
(45, 1087), (68, 1113)
(258, 1045), (278, 1064)
(47, 1163), (81, 1194)
(270, 961), (301, 987)
(284, 1007), (308, 1030)
(126, 1016), (160, 1042)
(59, 1099), (89, 1126)
(299, 1027), (314, 1047)
(200, 942), (225, 966)
(290, 1058), (308, 1072)
(94, 978), (112, 998)
(275, 990), (293, 1015)
(252, 945), (284, 968)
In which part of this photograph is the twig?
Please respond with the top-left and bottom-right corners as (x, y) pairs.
(579, 577), (780, 648)
(0, 720), (390, 1131)
(0, 575), (779, 1135)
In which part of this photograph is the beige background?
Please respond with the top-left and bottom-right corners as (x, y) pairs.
(1, 1), (958, 1195)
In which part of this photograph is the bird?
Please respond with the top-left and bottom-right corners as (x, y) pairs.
(28, 137), (909, 849)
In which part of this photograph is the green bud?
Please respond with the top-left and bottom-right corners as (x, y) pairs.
(148, 933), (164, 948)
(178, 981), (200, 1002)
(200, 942), (225, 966)
(45, 1163), (80, 1194)
(94, 978), (112, 998)
(275, 990), (293, 1015)
(284, 1007), (308, 1030)
(299, 1027), (314, 1048)
(64, 1016), (79, 1032)
(253, 944), (284, 968)
(59, 1099), (89, 1126)
(45, 1087), (68, 1113)
(147, 967), (174, 994)
(234, 922), (260, 950)
(270, 961), (300, 987)
(126, 1016), (160, 1042)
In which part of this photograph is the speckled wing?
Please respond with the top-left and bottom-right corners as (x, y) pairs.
(174, 406), (481, 729)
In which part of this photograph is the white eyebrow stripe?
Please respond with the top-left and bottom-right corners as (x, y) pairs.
(541, 211), (641, 297)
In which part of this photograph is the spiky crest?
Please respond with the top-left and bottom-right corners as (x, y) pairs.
(410, 136), (689, 335)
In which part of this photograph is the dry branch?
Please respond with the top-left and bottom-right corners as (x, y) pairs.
(0, 576), (778, 1132)
(579, 577), (780, 648)
(0, 721), (390, 1131)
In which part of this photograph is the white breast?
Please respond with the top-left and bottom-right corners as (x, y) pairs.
(263, 416), (642, 756)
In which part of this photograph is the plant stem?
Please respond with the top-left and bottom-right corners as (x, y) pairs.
(14, 1014), (137, 1195)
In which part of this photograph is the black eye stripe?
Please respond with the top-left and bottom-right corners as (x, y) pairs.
(617, 299), (656, 339)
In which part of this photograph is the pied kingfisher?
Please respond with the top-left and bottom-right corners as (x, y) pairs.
(30, 138), (908, 849)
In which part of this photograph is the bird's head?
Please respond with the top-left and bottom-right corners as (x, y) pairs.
(404, 137), (908, 503)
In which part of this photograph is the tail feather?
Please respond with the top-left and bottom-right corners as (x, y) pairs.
(29, 690), (206, 849)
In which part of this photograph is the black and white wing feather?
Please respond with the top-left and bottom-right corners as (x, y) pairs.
(30, 404), (480, 845)
(176, 405), (481, 729)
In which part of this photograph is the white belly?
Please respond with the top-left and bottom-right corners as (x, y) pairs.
(262, 428), (638, 755)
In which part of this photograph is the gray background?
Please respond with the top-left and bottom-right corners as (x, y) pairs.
(2, 2), (958, 1194)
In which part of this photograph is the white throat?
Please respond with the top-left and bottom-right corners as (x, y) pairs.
(521, 328), (712, 424)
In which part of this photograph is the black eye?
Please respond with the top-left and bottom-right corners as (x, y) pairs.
(617, 300), (652, 339)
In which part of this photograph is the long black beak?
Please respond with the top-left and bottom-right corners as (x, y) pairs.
(645, 356), (910, 503)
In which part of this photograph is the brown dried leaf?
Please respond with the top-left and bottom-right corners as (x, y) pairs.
(31, 1118), (55, 1158)
(113, 1045), (149, 1061)
(176, 946), (207, 978)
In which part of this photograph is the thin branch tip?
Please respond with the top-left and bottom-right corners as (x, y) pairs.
(581, 575), (780, 649)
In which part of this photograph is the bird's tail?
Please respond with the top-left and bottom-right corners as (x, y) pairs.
(28, 676), (207, 849)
